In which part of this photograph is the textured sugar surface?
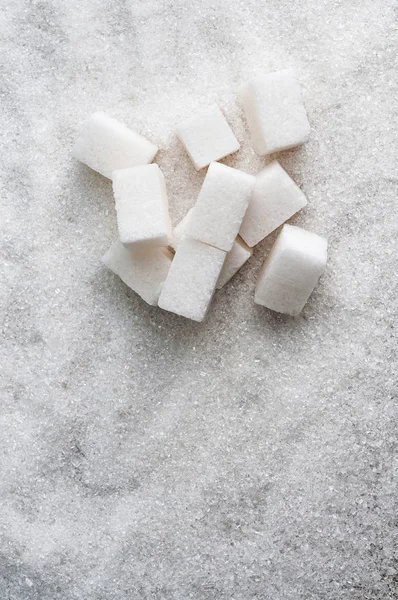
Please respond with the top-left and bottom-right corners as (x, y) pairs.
(242, 69), (310, 155)
(71, 112), (158, 179)
(103, 240), (173, 306)
(1, 1), (397, 599)
(158, 238), (226, 321)
(112, 165), (173, 247)
(186, 162), (255, 251)
(239, 160), (308, 247)
(176, 104), (240, 170)
(255, 225), (328, 315)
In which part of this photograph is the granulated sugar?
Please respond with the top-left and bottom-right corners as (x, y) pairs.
(1, 1), (397, 599)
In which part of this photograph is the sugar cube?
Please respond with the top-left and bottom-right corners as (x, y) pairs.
(112, 164), (173, 248)
(242, 69), (310, 156)
(255, 224), (327, 316)
(239, 160), (307, 247)
(185, 162), (255, 252)
(158, 237), (226, 322)
(102, 240), (173, 306)
(216, 237), (253, 289)
(176, 104), (240, 170)
(172, 210), (252, 288)
(170, 208), (194, 251)
(72, 112), (158, 179)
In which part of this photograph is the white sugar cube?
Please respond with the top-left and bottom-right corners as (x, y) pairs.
(103, 240), (173, 306)
(242, 69), (310, 156)
(239, 160), (307, 247)
(158, 237), (226, 322)
(255, 224), (327, 316)
(216, 237), (253, 289)
(170, 208), (194, 251)
(176, 104), (240, 170)
(185, 162), (255, 252)
(72, 112), (158, 179)
(112, 164), (173, 249)
(172, 210), (252, 288)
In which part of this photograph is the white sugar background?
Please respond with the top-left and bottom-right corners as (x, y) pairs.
(1, 1), (397, 599)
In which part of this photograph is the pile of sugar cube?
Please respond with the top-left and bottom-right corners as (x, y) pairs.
(72, 69), (327, 322)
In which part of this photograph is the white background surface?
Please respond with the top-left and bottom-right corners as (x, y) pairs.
(1, 1), (397, 598)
